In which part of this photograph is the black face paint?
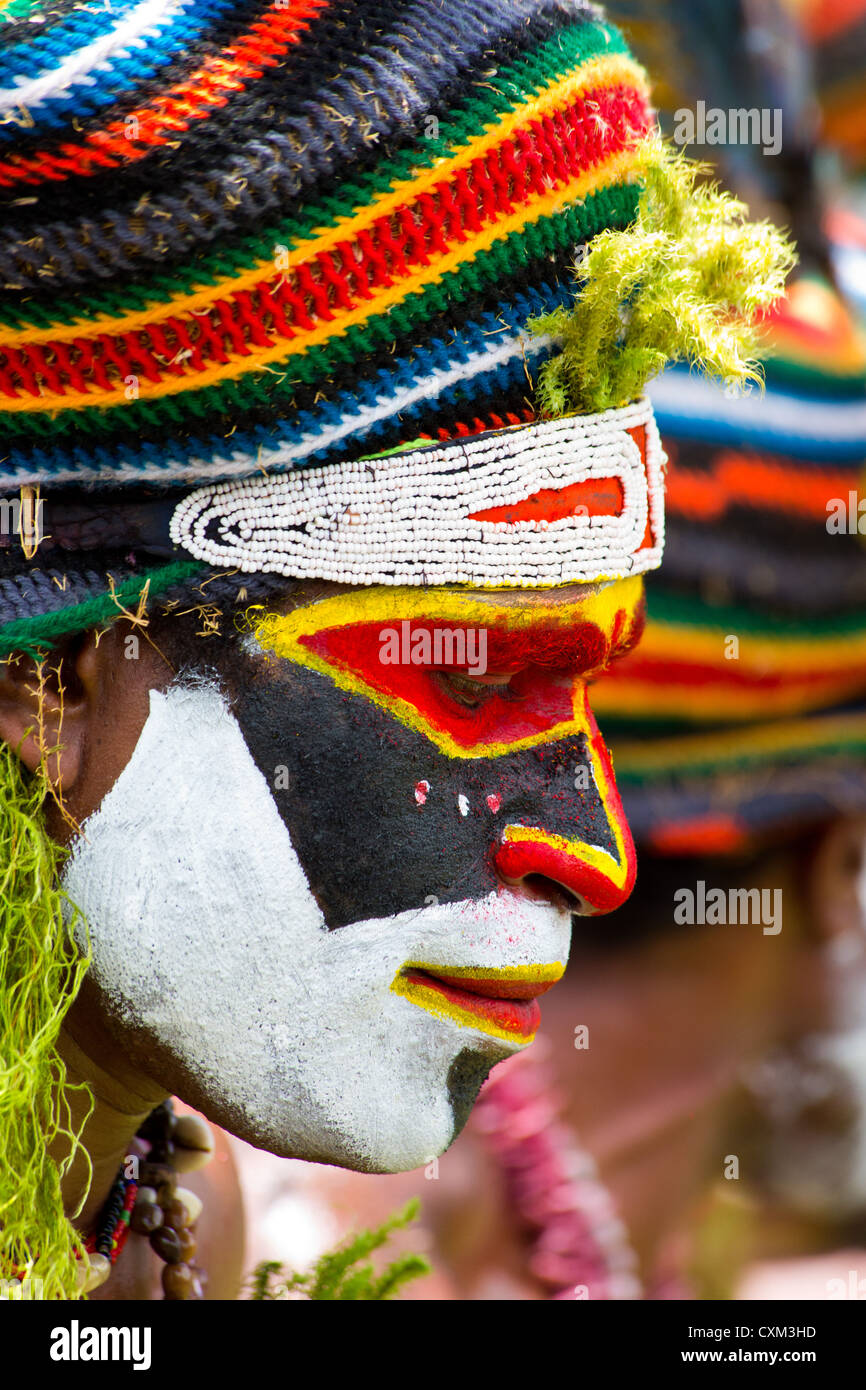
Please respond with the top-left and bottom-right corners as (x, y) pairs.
(233, 661), (620, 929)
(446, 1049), (495, 1141)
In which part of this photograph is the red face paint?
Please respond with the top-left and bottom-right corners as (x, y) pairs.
(299, 608), (644, 752)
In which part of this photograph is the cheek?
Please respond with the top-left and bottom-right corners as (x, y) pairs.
(234, 664), (619, 927)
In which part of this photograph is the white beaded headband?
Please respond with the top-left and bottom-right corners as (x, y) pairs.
(170, 397), (666, 589)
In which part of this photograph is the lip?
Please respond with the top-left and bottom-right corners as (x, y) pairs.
(391, 963), (564, 1045)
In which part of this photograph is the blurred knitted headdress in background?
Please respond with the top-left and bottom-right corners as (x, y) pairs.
(598, 0), (866, 851)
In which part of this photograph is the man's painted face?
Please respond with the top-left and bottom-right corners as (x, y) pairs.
(64, 577), (645, 1172)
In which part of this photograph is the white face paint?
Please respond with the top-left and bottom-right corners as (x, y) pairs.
(64, 683), (571, 1172)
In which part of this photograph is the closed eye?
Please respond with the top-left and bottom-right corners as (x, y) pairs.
(432, 669), (523, 709)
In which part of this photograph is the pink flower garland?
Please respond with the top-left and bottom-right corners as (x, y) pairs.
(470, 1042), (643, 1300)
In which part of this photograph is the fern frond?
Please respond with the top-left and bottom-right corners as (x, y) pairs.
(245, 1198), (430, 1301)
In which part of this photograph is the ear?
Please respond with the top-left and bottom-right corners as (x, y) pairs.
(0, 633), (103, 796)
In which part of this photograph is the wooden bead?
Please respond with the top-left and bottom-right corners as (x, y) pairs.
(135, 1185), (158, 1207)
(172, 1115), (215, 1173)
(150, 1226), (182, 1264)
(75, 1252), (111, 1293)
(139, 1103), (176, 1144)
(172, 1114), (214, 1154)
(157, 1181), (178, 1209)
(176, 1227), (197, 1261)
(172, 1145), (213, 1174)
(131, 1201), (163, 1235)
(173, 1186), (203, 1226)
(162, 1261), (196, 1300)
(162, 1197), (191, 1231)
(139, 1161), (176, 1193)
(149, 1139), (176, 1165)
(84, 1254), (112, 1293)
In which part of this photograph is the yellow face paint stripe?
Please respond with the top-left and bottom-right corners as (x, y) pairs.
(400, 961), (565, 983)
(390, 974), (541, 1045)
(583, 700), (634, 887)
(0, 53), (647, 351)
(501, 767), (631, 893)
(252, 580), (642, 634)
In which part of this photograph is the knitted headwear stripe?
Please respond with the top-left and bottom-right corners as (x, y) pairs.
(0, 0), (329, 185)
(1, 129), (648, 418)
(1, 0), (291, 152)
(1, 0), (598, 226)
(20, 332), (553, 489)
(0, 0), (81, 35)
(1, 185), (639, 483)
(0, 353), (537, 488)
(0, 0), (181, 103)
(0, 20), (627, 325)
(628, 588), (866, 640)
(0, 346), (540, 489)
(0, 0), (302, 86)
(0, 1), (652, 499)
(0, 0), (157, 83)
(0, 560), (204, 659)
(0, 51), (647, 352)
(0, 0), (243, 131)
(0, 12), (623, 194)
(0, 265), (578, 444)
(610, 712), (866, 784)
(0, 292), (560, 486)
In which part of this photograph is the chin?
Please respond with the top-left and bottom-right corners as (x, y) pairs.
(209, 1039), (508, 1174)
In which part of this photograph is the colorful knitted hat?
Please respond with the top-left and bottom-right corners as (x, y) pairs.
(0, 0), (674, 656)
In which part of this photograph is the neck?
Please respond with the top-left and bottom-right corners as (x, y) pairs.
(54, 1024), (168, 1231)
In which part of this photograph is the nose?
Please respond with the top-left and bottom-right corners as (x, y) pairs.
(493, 703), (636, 916)
(495, 826), (635, 914)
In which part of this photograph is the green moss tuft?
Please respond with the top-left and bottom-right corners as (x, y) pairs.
(529, 137), (797, 417)
(0, 742), (92, 1300)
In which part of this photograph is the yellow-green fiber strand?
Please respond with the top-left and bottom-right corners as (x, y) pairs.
(0, 741), (92, 1300)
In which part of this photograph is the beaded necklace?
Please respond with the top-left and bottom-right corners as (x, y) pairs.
(76, 1099), (214, 1299)
(83, 1169), (137, 1270)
